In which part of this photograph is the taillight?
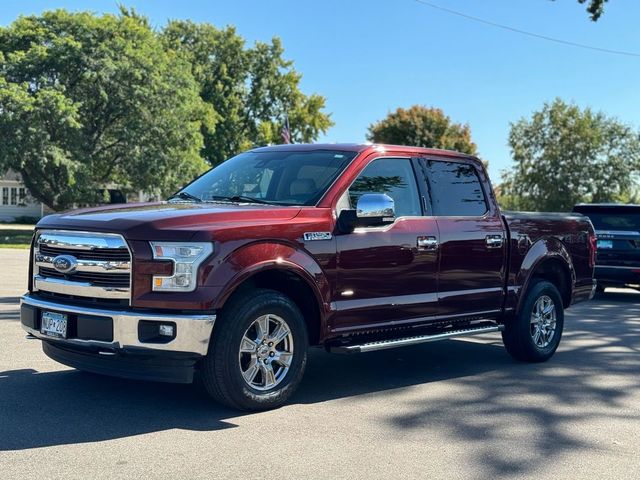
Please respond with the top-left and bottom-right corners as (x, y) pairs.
(588, 232), (597, 269)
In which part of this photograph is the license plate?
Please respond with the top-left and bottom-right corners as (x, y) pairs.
(597, 240), (613, 249)
(41, 311), (68, 339)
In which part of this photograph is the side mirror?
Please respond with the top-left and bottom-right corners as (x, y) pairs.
(337, 193), (396, 233)
(356, 193), (395, 221)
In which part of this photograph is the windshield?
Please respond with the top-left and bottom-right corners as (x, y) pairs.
(173, 150), (357, 206)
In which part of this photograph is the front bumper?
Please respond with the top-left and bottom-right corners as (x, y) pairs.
(20, 294), (216, 356)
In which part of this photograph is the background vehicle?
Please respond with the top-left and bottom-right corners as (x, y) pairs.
(21, 144), (596, 410)
(573, 203), (640, 291)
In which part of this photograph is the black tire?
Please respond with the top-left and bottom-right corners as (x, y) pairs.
(200, 288), (308, 411)
(502, 280), (564, 362)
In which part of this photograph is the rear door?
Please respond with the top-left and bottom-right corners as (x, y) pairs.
(419, 157), (507, 317)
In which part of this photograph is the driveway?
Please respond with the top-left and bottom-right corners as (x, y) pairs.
(0, 249), (638, 479)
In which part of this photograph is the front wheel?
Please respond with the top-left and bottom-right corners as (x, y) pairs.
(200, 289), (308, 411)
(502, 280), (564, 362)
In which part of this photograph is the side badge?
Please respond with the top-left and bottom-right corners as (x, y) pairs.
(303, 232), (332, 241)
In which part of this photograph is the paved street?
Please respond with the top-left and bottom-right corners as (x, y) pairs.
(0, 248), (639, 480)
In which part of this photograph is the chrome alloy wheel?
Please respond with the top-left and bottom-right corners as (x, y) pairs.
(238, 314), (294, 391)
(530, 295), (557, 348)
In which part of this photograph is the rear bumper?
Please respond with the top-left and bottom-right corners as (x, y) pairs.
(595, 265), (640, 287)
(20, 294), (216, 383)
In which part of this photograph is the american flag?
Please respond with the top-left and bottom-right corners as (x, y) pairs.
(281, 115), (291, 144)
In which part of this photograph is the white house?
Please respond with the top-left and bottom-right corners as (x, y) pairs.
(0, 170), (46, 222)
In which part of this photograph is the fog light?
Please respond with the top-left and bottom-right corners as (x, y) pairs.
(159, 324), (174, 337)
(138, 320), (177, 343)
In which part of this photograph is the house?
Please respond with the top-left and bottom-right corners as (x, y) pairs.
(0, 170), (47, 222)
(1, 170), (157, 222)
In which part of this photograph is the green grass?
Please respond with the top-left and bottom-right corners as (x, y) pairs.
(0, 229), (33, 248)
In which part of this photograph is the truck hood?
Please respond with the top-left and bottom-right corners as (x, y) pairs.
(36, 201), (302, 241)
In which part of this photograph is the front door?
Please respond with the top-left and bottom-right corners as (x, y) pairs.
(419, 158), (507, 317)
(331, 157), (440, 333)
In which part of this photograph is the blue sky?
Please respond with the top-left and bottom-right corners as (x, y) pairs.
(2, 1), (640, 182)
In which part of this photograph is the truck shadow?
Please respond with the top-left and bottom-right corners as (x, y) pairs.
(0, 368), (240, 451)
(0, 291), (639, 478)
(0, 341), (510, 451)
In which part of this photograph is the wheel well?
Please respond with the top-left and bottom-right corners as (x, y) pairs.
(225, 269), (322, 345)
(530, 258), (572, 307)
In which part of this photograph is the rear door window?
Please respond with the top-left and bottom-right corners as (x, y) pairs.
(422, 160), (487, 216)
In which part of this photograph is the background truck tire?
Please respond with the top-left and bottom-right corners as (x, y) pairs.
(200, 288), (308, 411)
(502, 280), (564, 362)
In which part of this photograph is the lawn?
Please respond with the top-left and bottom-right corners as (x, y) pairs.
(0, 228), (34, 249)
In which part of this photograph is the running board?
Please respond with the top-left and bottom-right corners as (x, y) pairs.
(329, 324), (504, 354)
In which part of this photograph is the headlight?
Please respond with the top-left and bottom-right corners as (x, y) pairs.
(149, 242), (213, 292)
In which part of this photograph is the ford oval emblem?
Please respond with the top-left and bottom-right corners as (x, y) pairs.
(52, 254), (78, 274)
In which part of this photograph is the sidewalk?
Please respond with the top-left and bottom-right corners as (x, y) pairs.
(0, 224), (35, 231)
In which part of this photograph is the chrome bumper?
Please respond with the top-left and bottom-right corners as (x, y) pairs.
(20, 294), (216, 356)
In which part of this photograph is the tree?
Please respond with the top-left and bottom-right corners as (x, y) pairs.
(161, 21), (333, 167)
(552, 0), (608, 21)
(500, 98), (640, 212)
(0, 9), (214, 210)
(366, 106), (478, 155)
(577, 0), (608, 20)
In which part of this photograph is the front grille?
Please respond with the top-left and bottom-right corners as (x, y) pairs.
(38, 244), (130, 262)
(33, 230), (132, 302)
(39, 267), (130, 288)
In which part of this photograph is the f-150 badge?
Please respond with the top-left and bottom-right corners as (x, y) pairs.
(303, 232), (332, 241)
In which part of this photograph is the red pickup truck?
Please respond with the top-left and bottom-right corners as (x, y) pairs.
(21, 144), (596, 410)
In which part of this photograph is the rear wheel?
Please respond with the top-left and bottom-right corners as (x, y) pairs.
(502, 280), (564, 362)
(200, 289), (308, 410)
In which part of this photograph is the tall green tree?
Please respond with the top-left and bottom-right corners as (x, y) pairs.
(161, 21), (333, 167)
(367, 105), (478, 155)
(576, 0), (607, 20)
(551, 1), (608, 20)
(501, 98), (640, 212)
(0, 9), (214, 210)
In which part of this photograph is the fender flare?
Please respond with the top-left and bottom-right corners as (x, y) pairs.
(211, 241), (331, 327)
(515, 237), (576, 316)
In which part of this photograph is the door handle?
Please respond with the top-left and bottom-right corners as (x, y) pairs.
(417, 236), (438, 251)
(486, 235), (504, 248)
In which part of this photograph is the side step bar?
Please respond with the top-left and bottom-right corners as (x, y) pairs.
(329, 324), (504, 354)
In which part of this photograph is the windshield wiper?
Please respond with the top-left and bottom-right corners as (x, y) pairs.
(168, 191), (202, 203)
(210, 195), (274, 205)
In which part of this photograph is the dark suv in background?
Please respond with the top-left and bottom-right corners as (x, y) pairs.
(573, 203), (640, 291)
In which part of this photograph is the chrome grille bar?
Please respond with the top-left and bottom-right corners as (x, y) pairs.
(37, 231), (128, 250)
(33, 276), (130, 299)
(35, 254), (130, 273)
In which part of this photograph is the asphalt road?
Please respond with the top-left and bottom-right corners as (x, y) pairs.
(1, 248), (639, 479)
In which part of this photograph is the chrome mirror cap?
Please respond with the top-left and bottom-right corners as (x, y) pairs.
(356, 193), (395, 219)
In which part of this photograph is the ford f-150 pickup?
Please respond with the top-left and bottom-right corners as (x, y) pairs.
(20, 143), (597, 410)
